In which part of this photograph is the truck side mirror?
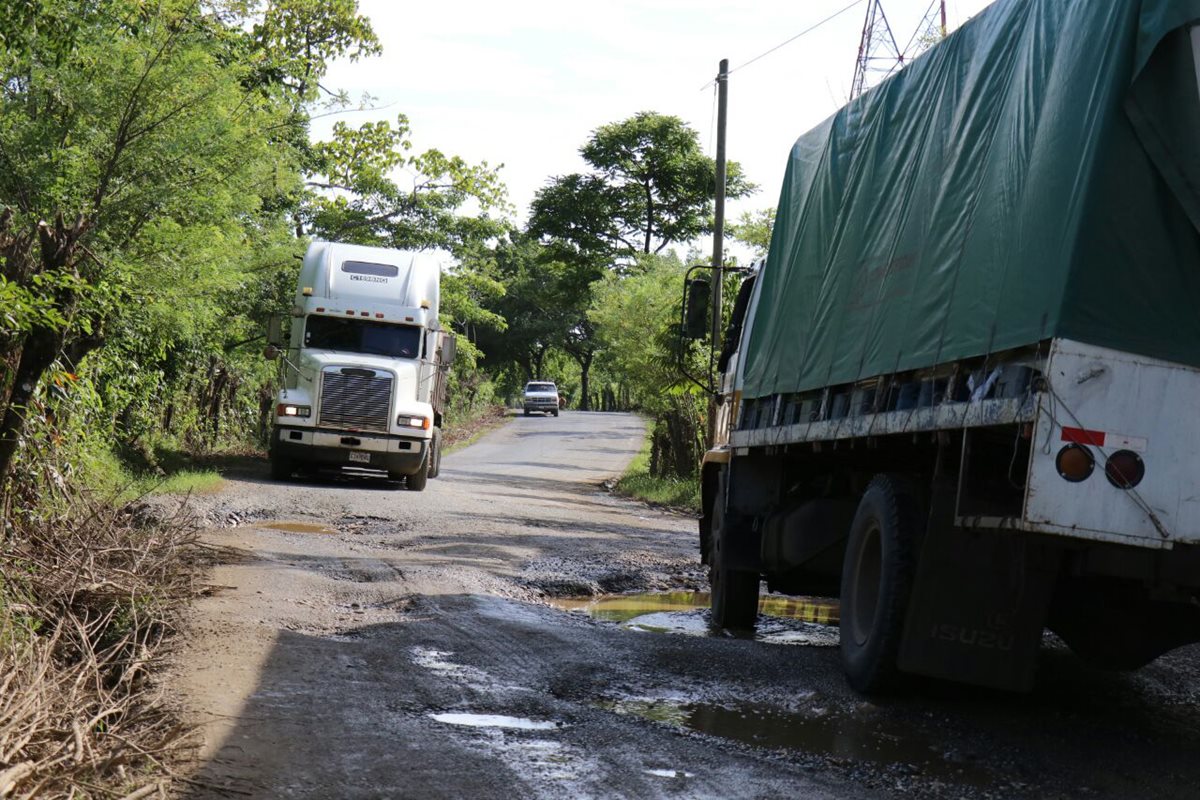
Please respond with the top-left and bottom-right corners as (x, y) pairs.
(263, 345), (281, 360)
(267, 314), (284, 346)
(440, 334), (457, 365)
(683, 278), (711, 340)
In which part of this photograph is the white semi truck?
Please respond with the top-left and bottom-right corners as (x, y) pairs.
(266, 241), (455, 491)
(686, 0), (1200, 692)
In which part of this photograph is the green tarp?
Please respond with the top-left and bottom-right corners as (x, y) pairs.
(743, 0), (1200, 400)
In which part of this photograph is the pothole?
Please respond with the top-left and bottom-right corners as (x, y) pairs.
(549, 591), (837, 624)
(604, 698), (990, 784)
(548, 591), (840, 646)
(257, 519), (338, 535)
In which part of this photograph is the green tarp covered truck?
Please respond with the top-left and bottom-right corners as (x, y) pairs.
(692, 0), (1200, 691)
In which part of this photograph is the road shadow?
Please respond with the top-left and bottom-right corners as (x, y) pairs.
(439, 468), (615, 498)
(178, 589), (1200, 799)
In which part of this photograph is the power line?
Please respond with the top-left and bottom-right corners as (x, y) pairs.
(699, 0), (867, 90)
(731, 0), (868, 76)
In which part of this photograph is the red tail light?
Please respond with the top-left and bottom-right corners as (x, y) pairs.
(1105, 450), (1145, 489)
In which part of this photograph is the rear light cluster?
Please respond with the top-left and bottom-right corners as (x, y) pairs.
(1104, 450), (1145, 489)
(1055, 444), (1144, 489)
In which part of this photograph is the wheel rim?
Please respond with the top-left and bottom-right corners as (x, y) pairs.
(850, 522), (883, 647)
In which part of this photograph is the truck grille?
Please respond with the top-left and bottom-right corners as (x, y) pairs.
(319, 369), (392, 432)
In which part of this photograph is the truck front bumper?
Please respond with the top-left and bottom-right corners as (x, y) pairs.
(272, 425), (426, 476)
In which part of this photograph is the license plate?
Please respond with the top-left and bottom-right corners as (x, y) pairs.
(347, 451), (371, 464)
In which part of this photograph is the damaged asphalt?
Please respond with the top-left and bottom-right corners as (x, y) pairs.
(167, 411), (1200, 799)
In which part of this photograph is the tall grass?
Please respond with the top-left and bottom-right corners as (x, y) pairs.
(613, 434), (701, 514)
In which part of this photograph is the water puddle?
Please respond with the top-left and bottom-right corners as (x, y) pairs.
(550, 591), (837, 624)
(644, 769), (694, 779)
(605, 698), (987, 783)
(548, 591), (840, 647)
(430, 713), (560, 731)
(257, 520), (337, 535)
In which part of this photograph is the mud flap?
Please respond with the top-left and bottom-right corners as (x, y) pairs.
(898, 526), (1060, 691)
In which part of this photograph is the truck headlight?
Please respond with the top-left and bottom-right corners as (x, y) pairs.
(398, 415), (431, 430)
(277, 403), (311, 418)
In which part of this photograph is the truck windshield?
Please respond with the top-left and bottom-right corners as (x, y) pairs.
(304, 315), (421, 359)
(526, 383), (556, 393)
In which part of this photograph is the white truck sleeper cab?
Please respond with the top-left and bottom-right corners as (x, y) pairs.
(268, 242), (453, 491)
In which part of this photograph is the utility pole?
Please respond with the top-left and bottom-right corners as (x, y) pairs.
(710, 58), (729, 350)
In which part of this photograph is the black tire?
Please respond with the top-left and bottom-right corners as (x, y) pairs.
(428, 427), (442, 479)
(523, 408), (531, 417)
(269, 451), (294, 482)
(839, 474), (919, 693)
(552, 409), (559, 417)
(405, 447), (430, 492)
(709, 471), (759, 630)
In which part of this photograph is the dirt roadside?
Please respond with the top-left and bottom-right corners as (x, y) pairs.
(164, 411), (1200, 800)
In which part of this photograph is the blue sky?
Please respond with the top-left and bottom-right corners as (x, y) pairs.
(320, 0), (995, 237)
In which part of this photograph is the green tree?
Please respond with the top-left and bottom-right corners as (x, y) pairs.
(478, 236), (579, 384)
(302, 114), (509, 252)
(529, 111), (756, 259)
(248, 0), (381, 106)
(588, 253), (707, 477)
(729, 208), (775, 258)
(520, 112), (755, 409)
(0, 0), (293, 481)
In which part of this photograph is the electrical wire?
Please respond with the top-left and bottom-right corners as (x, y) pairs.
(699, 0), (868, 90)
(733, 0), (869, 74)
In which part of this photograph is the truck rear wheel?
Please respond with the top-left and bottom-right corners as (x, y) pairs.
(709, 472), (759, 630)
(840, 474), (918, 693)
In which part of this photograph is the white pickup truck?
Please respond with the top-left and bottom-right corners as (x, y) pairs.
(522, 381), (559, 417)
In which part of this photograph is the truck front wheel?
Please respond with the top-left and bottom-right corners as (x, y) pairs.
(709, 472), (759, 630)
(428, 428), (443, 479)
(269, 451), (294, 482)
(839, 474), (918, 693)
(405, 448), (430, 492)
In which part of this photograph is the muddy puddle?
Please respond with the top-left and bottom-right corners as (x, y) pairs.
(257, 520), (338, 535)
(548, 591), (840, 647)
(605, 697), (989, 783)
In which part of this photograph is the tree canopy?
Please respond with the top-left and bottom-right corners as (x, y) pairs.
(529, 111), (755, 260)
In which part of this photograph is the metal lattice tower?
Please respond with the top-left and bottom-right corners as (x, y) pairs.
(851, 0), (948, 100)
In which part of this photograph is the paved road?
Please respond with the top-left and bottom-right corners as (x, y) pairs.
(171, 412), (1200, 799)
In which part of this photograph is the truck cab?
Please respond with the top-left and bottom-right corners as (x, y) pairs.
(268, 242), (455, 491)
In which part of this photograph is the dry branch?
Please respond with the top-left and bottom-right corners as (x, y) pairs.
(0, 488), (198, 798)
